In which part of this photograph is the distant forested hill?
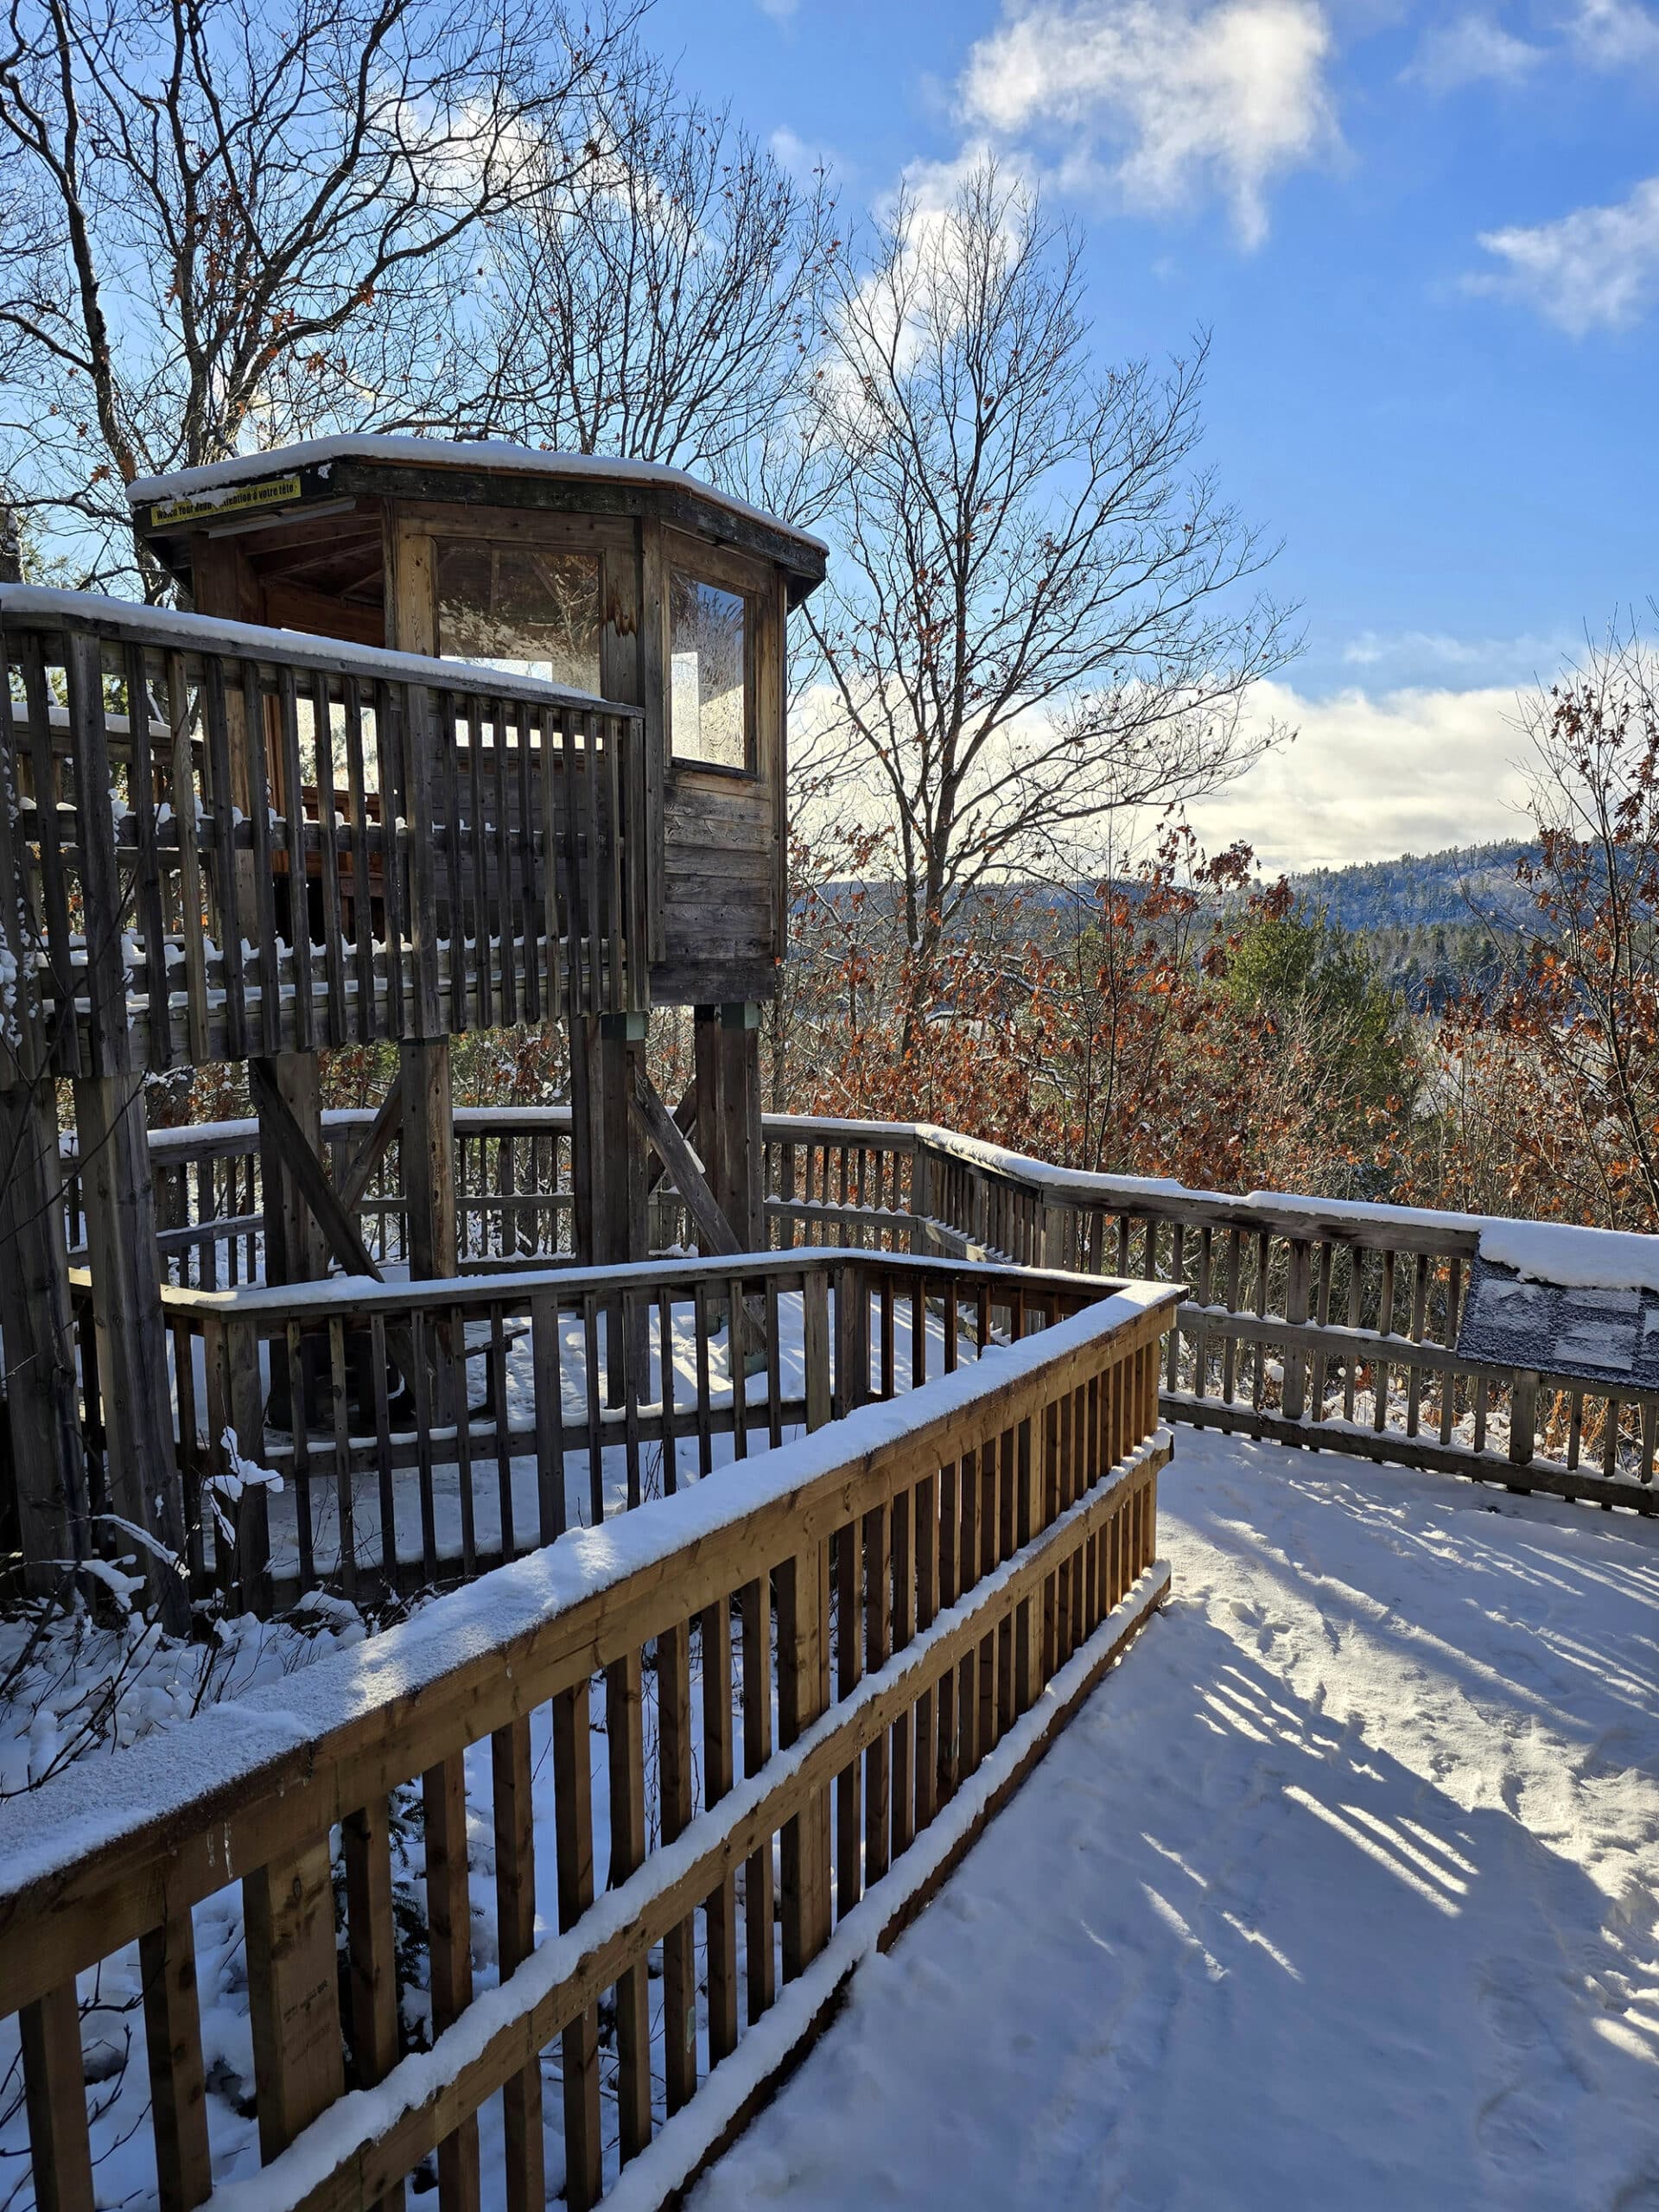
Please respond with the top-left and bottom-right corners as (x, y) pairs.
(1288, 842), (1534, 932)
(1287, 842), (1534, 1008)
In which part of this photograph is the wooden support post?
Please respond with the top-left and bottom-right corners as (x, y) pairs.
(140, 1909), (213, 2212)
(564, 1011), (602, 1267)
(594, 1014), (649, 1267)
(400, 1039), (456, 1281)
(21, 1980), (94, 2212)
(695, 1002), (764, 1253)
(340, 1799), (405, 2212)
(1283, 1237), (1311, 1423)
(71, 1071), (189, 1632)
(551, 1682), (603, 2211)
(401, 1039), (457, 1419)
(596, 1013), (649, 1398)
(256, 1052), (326, 1429)
(244, 1835), (344, 2165)
(491, 1715), (543, 2212)
(0, 1078), (87, 1586)
(778, 1541), (832, 1976)
(423, 1754), (481, 2211)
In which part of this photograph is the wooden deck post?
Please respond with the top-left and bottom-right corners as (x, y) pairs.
(596, 1014), (649, 1397)
(401, 1039), (459, 1421)
(71, 1071), (189, 1632)
(0, 1078), (88, 1587)
(255, 1052), (327, 1430)
(695, 1002), (764, 1253)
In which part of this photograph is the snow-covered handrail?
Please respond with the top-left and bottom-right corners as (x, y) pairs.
(0, 1274), (1176, 2212)
(0, 588), (650, 1083)
(71, 1102), (1659, 1512)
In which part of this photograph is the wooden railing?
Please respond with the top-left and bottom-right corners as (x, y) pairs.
(0, 1276), (1174, 2212)
(80, 1108), (583, 1286)
(92, 1109), (919, 1291)
(0, 588), (648, 1080)
(878, 1121), (1658, 1514)
(64, 1103), (1659, 1516)
(123, 1248), (1133, 1614)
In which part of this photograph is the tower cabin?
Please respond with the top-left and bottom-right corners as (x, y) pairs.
(0, 440), (824, 1618)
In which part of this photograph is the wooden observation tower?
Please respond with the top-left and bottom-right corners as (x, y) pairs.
(0, 439), (825, 1614)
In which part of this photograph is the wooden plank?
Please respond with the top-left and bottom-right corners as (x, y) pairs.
(341, 676), (377, 1043)
(492, 1716), (543, 2212)
(422, 1755), (481, 2212)
(141, 1902), (214, 2212)
(699, 1599), (739, 2067)
(658, 1618), (699, 2113)
(245, 1834), (345, 2164)
(276, 666), (315, 1052)
(863, 1498), (892, 1884)
(550, 1683), (602, 2212)
(741, 1574), (776, 2023)
(249, 1058), (384, 1284)
(531, 1294), (564, 1541)
(20, 1980), (94, 2212)
(72, 1070), (189, 1630)
(628, 1061), (741, 1258)
(309, 671), (347, 1045)
(336, 1077), (405, 1218)
(340, 1800), (404, 2212)
(607, 1648), (652, 2163)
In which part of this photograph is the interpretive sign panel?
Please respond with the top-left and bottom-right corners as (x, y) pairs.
(1457, 1255), (1659, 1389)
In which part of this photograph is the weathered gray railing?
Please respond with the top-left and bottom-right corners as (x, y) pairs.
(761, 1115), (1659, 1515)
(0, 588), (648, 1080)
(127, 1246), (1126, 1613)
(64, 1104), (1659, 1515)
(68, 1107), (583, 1285)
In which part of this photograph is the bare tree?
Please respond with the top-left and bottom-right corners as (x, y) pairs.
(0, 0), (643, 589)
(452, 55), (841, 489)
(798, 162), (1299, 1031)
(1493, 623), (1659, 1230)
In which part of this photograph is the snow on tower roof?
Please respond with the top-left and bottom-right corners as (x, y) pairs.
(127, 435), (829, 563)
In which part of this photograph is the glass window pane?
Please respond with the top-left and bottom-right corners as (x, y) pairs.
(669, 572), (747, 769)
(435, 542), (602, 693)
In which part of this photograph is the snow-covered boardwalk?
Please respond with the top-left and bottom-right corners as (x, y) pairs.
(696, 1430), (1659, 2211)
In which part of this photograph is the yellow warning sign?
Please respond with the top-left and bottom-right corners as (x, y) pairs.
(149, 475), (302, 528)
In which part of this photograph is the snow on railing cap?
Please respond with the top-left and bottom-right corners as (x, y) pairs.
(0, 582), (639, 715)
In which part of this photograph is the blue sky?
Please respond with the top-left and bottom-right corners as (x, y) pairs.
(645, 0), (1659, 870)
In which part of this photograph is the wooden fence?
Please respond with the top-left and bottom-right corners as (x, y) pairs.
(56, 1103), (1659, 1519)
(100, 1247), (1133, 1617)
(0, 1277), (1174, 2212)
(883, 1121), (1659, 1514)
(0, 588), (647, 1081)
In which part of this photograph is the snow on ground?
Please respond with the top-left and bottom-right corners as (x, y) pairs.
(695, 1426), (1659, 2212)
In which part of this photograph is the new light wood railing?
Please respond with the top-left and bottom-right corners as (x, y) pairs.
(0, 588), (648, 1082)
(0, 1275), (1174, 2212)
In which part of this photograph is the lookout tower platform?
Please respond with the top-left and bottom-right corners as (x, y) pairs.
(0, 440), (827, 1618)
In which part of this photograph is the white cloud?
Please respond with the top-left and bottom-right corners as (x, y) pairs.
(769, 126), (838, 184)
(1568, 0), (1659, 68)
(957, 0), (1338, 249)
(1470, 175), (1659, 333)
(1182, 680), (1532, 872)
(756, 0), (798, 19)
(1407, 14), (1542, 90)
